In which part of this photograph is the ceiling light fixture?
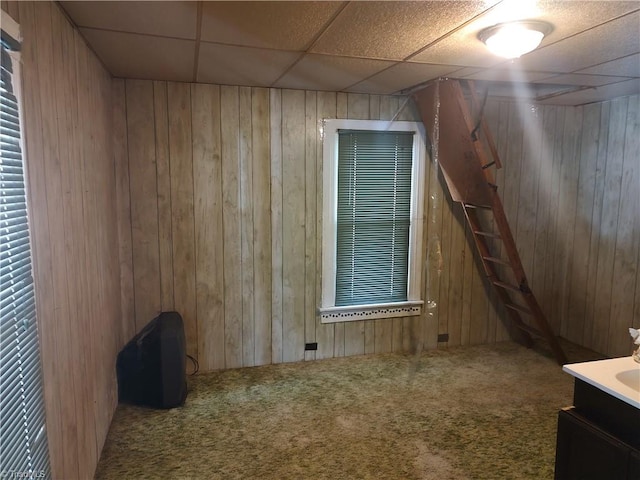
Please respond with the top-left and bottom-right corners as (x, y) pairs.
(478, 20), (553, 59)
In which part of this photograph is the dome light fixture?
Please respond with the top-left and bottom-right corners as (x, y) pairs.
(479, 20), (553, 59)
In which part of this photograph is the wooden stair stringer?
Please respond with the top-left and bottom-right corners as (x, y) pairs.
(413, 78), (567, 365)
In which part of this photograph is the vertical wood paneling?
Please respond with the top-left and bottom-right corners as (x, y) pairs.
(304, 91), (317, 361)
(545, 106), (567, 334)
(221, 85), (243, 368)
(239, 87), (255, 367)
(168, 82), (197, 358)
(315, 91), (336, 360)
(18, 2), (64, 476)
(52, 8), (96, 477)
(531, 106), (558, 311)
(584, 102), (610, 349)
(566, 104), (600, 344)
(153, 81), (175, 311)
(281, 89), (306, 363)
(269, 88), (284, 364)
(126, 80), (161, 331)
(591, 98), (626, 353)
(192, 84), (225, 371)
(423, 132), (443, 351)
(121, 80), (640, 375)
(252, 87), (272, 366)
(484, 96), (639, 357)
(88, 39), (120, 456)
(607, 95), (639, 356)
(437, 177), (453, 347)
(447, 205), (465, 346)
(516, 106), (542, 290)
(492, 101), (511, 341)
(460, 224), (473, 345)
(14, 3), (126, 478)
(33, 4), (78, 476)
(112, 80), (134, 344)
(556, 106), (582, 338)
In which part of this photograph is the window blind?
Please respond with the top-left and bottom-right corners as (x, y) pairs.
(335, 130), (414, 306)
(1, 44), (51, 478)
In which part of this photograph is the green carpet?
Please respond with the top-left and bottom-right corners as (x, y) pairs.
(95, 341), (603, 479)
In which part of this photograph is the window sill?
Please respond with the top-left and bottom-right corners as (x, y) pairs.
(319, 301), (423, 323)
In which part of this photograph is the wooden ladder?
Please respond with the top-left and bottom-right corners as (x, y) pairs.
(413, 79), (567, 365)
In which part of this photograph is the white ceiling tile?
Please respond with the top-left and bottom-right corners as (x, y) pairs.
(575, 53), (640, 78)
(460, 68), (560, 83)
(79, 28), (195, 81)
(537, 78), (640, 106)
(61, 1), (198, 39)
(535, 73), (635, 87)
(512, 11), (640, 74)
(197, 43), (299, 87)
(274, 54), (395, 92)
(411, 2), (640, 67)
(200, 1), (342, 50)
(61, 1), (640, 103)
(449, 67), (484, 78)
(310, 1), (495, 61)
(476, 82), (578, 102)
(348, 63), (462, 95)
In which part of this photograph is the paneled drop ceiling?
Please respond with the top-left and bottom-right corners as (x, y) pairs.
(60, 1), (640, 105)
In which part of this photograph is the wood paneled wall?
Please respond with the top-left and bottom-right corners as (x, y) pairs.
(2, 2), (129, 479)
(484, 95), (639, 358)
(116, 81), (515, 371)
(118, 81), (639, 368)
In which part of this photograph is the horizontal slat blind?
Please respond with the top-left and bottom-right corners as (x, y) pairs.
(335, 130), (413, 306)
(0, 44), (50, 478)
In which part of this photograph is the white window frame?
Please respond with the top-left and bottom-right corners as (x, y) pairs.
(320, 119), (426, 323)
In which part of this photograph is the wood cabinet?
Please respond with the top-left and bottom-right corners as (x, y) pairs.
(555, 379), (640, 479)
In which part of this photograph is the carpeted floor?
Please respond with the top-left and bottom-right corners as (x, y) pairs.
(95, 340), (604, 480)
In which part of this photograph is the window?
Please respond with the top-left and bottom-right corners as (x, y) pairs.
(1, 12), (51, 478)
(320, 119), (425, 323)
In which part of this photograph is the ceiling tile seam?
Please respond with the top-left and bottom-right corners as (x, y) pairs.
(539, 72), (637, 83)
(198, 39), (300, 54)
(402, 1), (505, 63)
(192, 1), (203, 82)
(338, 61), (404, 94)
(491, 8), (640, 72)
(345, 60), (520, 95)
(342, 62), (473, 95)
(269, 0), (350, 88)
(301, 1), (351, 52)
(573, 52), (640, 75)
(533, 76), (635, 91)
(534, 85), (594, 103)
(74, 25), (196, 42)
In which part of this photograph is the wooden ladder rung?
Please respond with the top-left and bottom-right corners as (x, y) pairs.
(493, 280), (521, 293)
(473, 230), (501, 239)
(464, 203), (492, 210)
(483, 256), (511, 266)
(505, 303), (532, 315)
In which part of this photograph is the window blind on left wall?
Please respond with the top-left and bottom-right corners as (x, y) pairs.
(0, 40), (51, 478)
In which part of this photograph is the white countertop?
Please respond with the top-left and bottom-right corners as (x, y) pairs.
(563, 356), (640, 409)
